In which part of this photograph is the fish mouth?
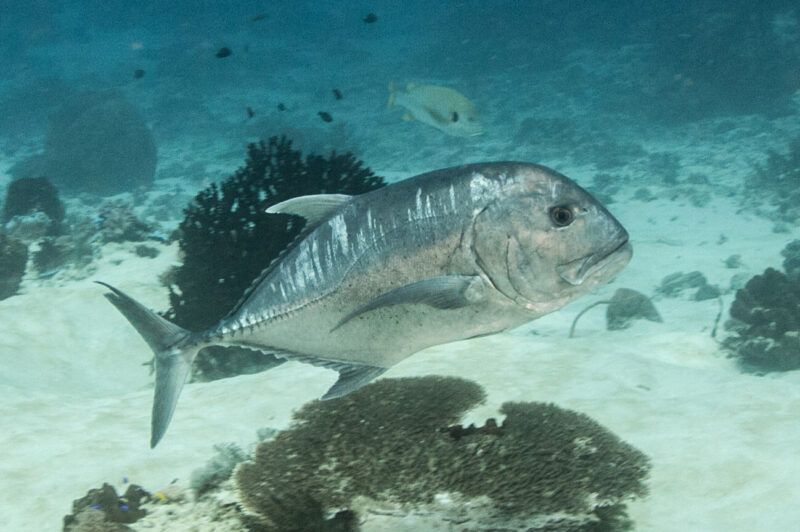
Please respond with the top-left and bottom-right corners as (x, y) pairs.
(556, 238), (632, 286)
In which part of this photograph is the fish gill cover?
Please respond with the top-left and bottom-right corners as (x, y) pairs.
(163, 136), (384, 380)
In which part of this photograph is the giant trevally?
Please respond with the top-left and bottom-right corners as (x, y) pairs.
(99, 162), (632, 447)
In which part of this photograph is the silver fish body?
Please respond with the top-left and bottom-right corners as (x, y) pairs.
(100, 162), (631, 447)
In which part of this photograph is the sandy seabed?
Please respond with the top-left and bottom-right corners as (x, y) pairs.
(2, 190), (800, 531)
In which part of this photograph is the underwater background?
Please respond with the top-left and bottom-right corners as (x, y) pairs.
(2, 1), (800, 530)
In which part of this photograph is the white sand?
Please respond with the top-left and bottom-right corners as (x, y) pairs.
(2, 191), (800, 531)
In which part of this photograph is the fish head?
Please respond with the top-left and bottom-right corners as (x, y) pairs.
(471, 163), (631, 315)
(447, 104), (484, 137)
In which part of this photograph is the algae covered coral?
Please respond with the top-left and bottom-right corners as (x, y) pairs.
(234, 376), (650, 531)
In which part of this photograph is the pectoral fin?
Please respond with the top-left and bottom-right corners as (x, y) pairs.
(332, 275), (480, 331)
(266, 194), (353, 225)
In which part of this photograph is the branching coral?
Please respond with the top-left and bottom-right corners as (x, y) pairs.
(166, 135), (384, 331)
(190, 442), (249, 498)
(162, 136), (383, 382)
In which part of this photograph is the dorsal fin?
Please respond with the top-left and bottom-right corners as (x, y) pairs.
(266, 194), (352, 225)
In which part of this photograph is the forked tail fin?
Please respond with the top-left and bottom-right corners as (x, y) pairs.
(97, 282), (200, 448)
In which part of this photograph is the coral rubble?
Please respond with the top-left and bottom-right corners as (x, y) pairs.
(96, 199), (154, 244)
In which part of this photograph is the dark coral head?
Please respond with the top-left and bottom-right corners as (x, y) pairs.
(2, 177), (64, 223)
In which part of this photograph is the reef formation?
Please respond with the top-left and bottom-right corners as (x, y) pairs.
(27, 90), (157, 195)
(0, 232), (27, 300)
(235, 376), (650, 531)
(725, 263), (800, 373)
(71, 377), (649, 531)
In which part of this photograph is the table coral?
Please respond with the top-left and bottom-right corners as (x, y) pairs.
(235, 376), (650, 531)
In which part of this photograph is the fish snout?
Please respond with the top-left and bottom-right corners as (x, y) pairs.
(556, 229), (631, 286)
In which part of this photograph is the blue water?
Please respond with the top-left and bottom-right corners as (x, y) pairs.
(2, 1), (800, 530)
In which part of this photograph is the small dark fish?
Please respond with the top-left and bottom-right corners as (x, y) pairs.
(318, 111), (333, 122)
(333, 88), (343, 100)
(277, 103), (286, 111)
(215, 47), (232, 58)
(251, 13), (268, 22)
(363, 13), (377, 23)
(133, 69), (145, 79)
(246, 107), (255, 119)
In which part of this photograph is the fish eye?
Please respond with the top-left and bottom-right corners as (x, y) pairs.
(549, 205), (575, 227)
(451, 111), (459, 122)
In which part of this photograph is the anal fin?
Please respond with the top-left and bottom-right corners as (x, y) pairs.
(236, 346), (387, 400)
(322, 365), (387, 400)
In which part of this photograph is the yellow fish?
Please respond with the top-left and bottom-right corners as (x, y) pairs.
(387, 82), (483, 137)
